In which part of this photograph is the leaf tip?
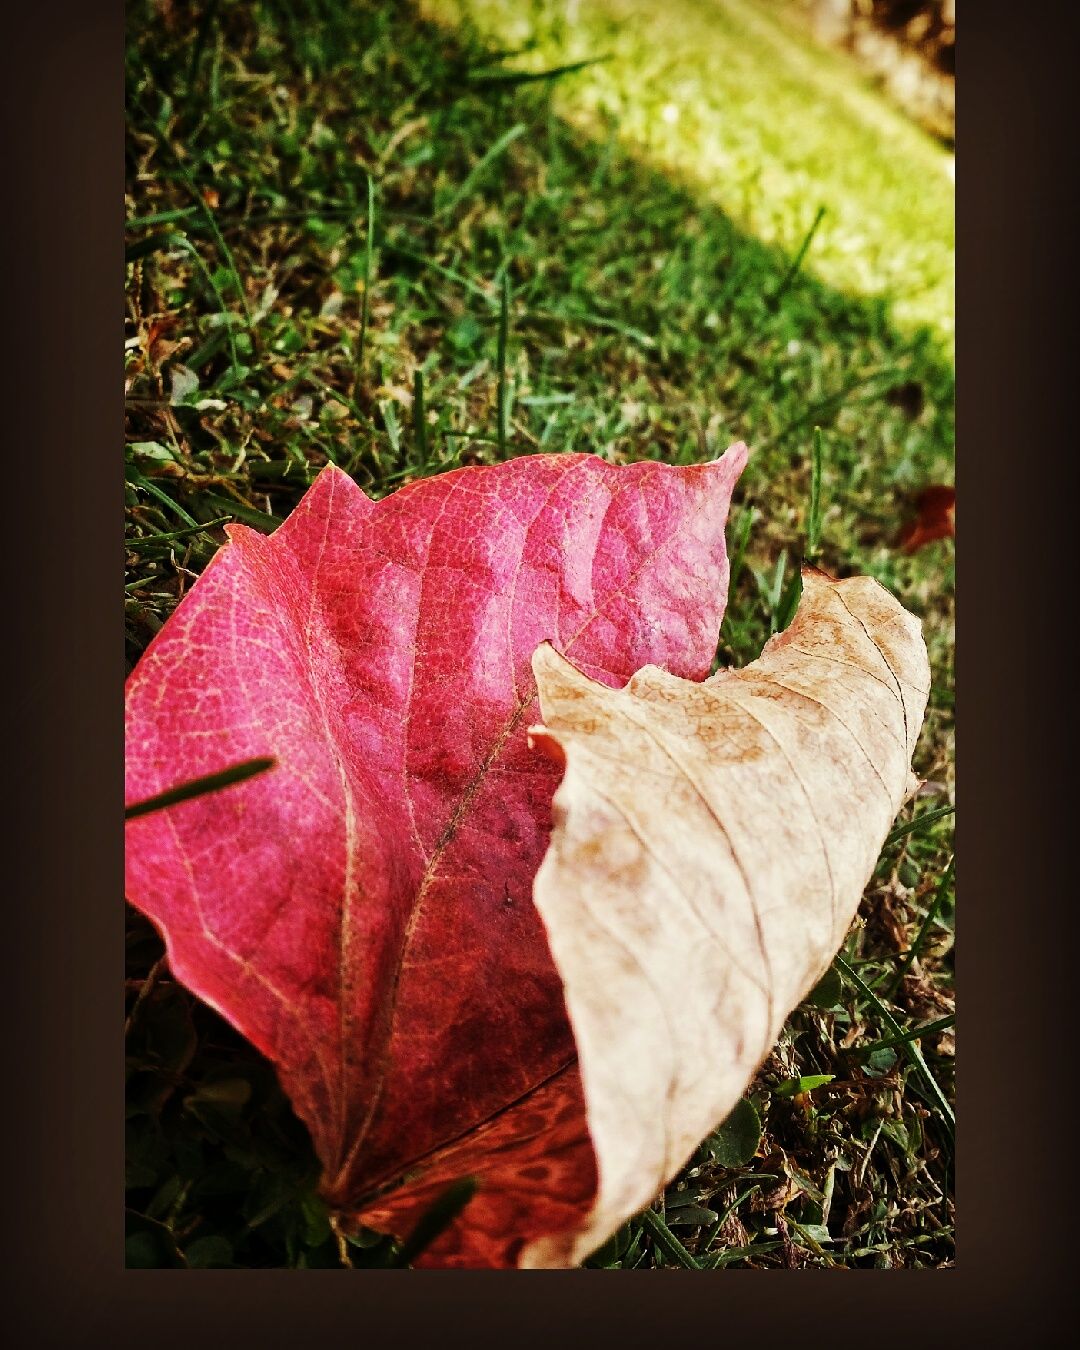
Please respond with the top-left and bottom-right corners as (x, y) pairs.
(315, 460), (356, 486)
(530, 639), (571, 684)
(713, 439), (750, 475)
(222, 520), (267, 547)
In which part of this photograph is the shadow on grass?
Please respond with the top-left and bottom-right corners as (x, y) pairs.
(124, 0), (954, 1269)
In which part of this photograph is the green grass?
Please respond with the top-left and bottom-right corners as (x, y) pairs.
(429, 0), (954, 346)
(125, 0), (954, 1269)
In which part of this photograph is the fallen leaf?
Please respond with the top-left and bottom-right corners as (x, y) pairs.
(144, 314), (183, 366)
(898, 484), (955, 553)
(520, 568), (928, 1266)
(125, 446), (747, 1266)
(885, 379), (925, 419)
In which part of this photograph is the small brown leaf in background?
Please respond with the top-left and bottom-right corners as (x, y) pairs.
(143, 315), (184, 368)
(898, 484), (954, 553)
(885, 379), (926, 419)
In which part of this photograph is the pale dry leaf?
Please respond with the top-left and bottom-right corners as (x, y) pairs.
(522, 568), (930, 1267)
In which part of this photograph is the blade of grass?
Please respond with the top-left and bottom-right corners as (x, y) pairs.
(126, 207), (200, 232)
(378, 399), (402, 458)
(127, 468), (200, 528)
(443, 431), (502, 445)
(728, 506), (756, 595)
(387, 1177), (479, 1268)
(884, 804), (955, 848)
(835, 954), (955, 1138)
(775, 566), (802, 633)
(412, 368), (429, 461)
(638, 1206), (701, 1268)
(754, 548), (794, 634)
(186, 0), (222, 91)
(806, 425), (824, 561)
(707, 1239), (784, 1268)
(354, 174), (376, 398)
(181, 166), (254, 330)
(785, 1215), (837, 1265)
(125, 230), (188, 264)
(439, 123), (526, 219)
(702, 1182), (763, 1248)
(125, 757), (276, 820)
(771, 204), (827, 302)
(127, 516), (231, 549)
(530, 306), (656, 349)
(200, 491), (281, 533)
(853, 1013), (955, 1058)
(496, 269), (510, 456)
(467, 55), (610, 89)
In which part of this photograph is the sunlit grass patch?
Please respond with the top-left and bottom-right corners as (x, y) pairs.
(425, 0), (954, 347)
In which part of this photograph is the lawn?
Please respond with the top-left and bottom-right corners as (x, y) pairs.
(125, 0), (954, 1268)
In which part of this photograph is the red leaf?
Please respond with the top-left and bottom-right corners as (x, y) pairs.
(898, 484), (955, 553)
(125, 447), (747, 1265)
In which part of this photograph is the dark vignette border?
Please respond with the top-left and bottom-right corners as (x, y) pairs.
(2, 0), (1074, 1341)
